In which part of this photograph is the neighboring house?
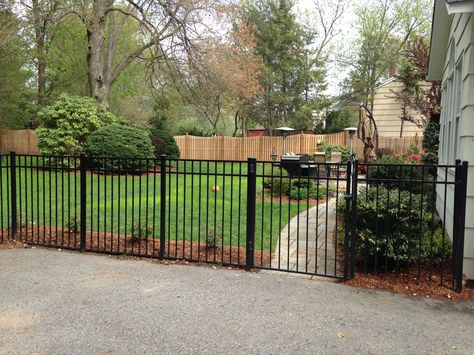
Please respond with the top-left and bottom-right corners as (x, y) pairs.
(427, 0), (474, 278)
(333, 76), (426, 138)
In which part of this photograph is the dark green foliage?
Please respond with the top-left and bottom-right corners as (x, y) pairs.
(290, 105), (314, 132)
(67, 216), (80, 233)
(129, 219), (153, 241)
(244, 0), (325, 131)
(264, 169), (330, 200)
(150, 130), (180, 159)
(176, 123), (212, 137)
(422, 118), (440, 165)
(84, 123), (155, 172)
(289, 185), (329, 200)
(206, 229), (221, 249)
(344, 186), (450, 265)
(367, 155), (431, 195)
(263, 167), (290, 196)
(324, 109), (358, 133)
(317, 142), (351, 162)
(0, 7), (32, 129)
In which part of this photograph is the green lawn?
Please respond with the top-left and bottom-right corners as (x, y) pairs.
(0, 158), (309, 251)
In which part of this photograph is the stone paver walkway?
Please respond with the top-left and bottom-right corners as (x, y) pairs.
(272, 198), (340, 276)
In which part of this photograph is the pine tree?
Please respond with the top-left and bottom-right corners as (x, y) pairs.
(245, 0), (323, 133)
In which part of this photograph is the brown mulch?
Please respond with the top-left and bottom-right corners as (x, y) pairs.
(0, 239), (24, 250)
(1, 226), (270, 267)
(345, 266), (472, 301)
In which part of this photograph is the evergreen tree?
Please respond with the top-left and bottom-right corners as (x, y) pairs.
(245, 0), (324, 133)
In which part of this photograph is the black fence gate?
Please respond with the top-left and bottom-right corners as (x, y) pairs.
(0, 152), (468, 290)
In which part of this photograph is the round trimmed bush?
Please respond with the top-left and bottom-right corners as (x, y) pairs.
(84, 123), (155, 172)
(150, 130), (180, 159)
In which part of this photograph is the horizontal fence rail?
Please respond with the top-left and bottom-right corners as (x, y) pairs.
(0, 152), (468, 290)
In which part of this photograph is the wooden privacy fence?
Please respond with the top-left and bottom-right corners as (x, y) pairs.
(175, 132), (422, 161)
(0, 129), (39, 154)
(0, 128), (421, 160)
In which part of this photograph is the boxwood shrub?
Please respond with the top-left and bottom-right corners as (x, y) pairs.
(84, 123), (155, 172)
(340, 186), (450, 267)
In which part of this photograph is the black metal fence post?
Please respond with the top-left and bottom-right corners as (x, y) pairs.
(343, 160), (353, 279)
(79, 154), (87, 252)
(246, 157), (257, 269)
(10, 152), (17, 240)
(350, 159), (359, 279)
(159, 154), (167, 259)
(453, 160), (469, 292)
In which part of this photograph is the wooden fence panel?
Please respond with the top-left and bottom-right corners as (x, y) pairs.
(174, 132), (421, 161)
(0, 129), (39, 154)
(0, 128), (422, 160)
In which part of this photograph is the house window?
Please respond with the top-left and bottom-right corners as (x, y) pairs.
(447, 121), (452, 164)
(440, 50), (463, 164)
(451, 59), (463, 162)
(444, 75), (454, 163)
(453, 117), (460, 161)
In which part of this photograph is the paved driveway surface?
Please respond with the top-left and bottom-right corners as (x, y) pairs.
(1, 248), (473, 354)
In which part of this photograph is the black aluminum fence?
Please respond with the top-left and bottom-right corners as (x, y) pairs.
(0, 152), (468, 290)
(352, 160), (468, 291)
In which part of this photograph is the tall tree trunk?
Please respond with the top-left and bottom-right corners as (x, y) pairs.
(86, 0), (114, 107)
(31, 0), (47, 107)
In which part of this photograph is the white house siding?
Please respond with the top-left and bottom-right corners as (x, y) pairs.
(372, 80), (426, 137)
(436, 12), (474, 278)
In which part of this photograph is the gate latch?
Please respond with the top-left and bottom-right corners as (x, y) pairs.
(344, 194), (352, 201)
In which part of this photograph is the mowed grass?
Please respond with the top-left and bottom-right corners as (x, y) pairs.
(0, 158), (305, 251)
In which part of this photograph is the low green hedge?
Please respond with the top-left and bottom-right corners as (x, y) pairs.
(339, 186), (450, 266)
(84, 123), (155, 172)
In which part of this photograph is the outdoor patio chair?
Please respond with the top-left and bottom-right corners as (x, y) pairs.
(313, 152), (327, 179)
(327, 152), (344, 177)
(328, 151), (342, 164)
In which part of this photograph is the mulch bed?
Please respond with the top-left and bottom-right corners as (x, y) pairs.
(0, 239), (25, 250)
(1, 226), (270, 267)
(345, 265), (472, 301)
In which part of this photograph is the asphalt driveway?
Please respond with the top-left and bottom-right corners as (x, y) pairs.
(1, 248), (473, 354)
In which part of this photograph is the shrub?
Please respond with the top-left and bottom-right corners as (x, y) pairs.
(367, 155), (432, 195)
(289, 186), (309, 200)
(37, 94), (117, 157)
(206, 229), (221, 249)
(176, 123), (212, 137)
(341, 186), (450, 266)
(263, 167), (290, 196)
(317, 142), (351, 162)
(67, 216), (80, 234)
(84, 123), (155, 172)
(150, 130), (180, 159)
(129, 219), (154, 242)
(289, 185), (329, 200)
